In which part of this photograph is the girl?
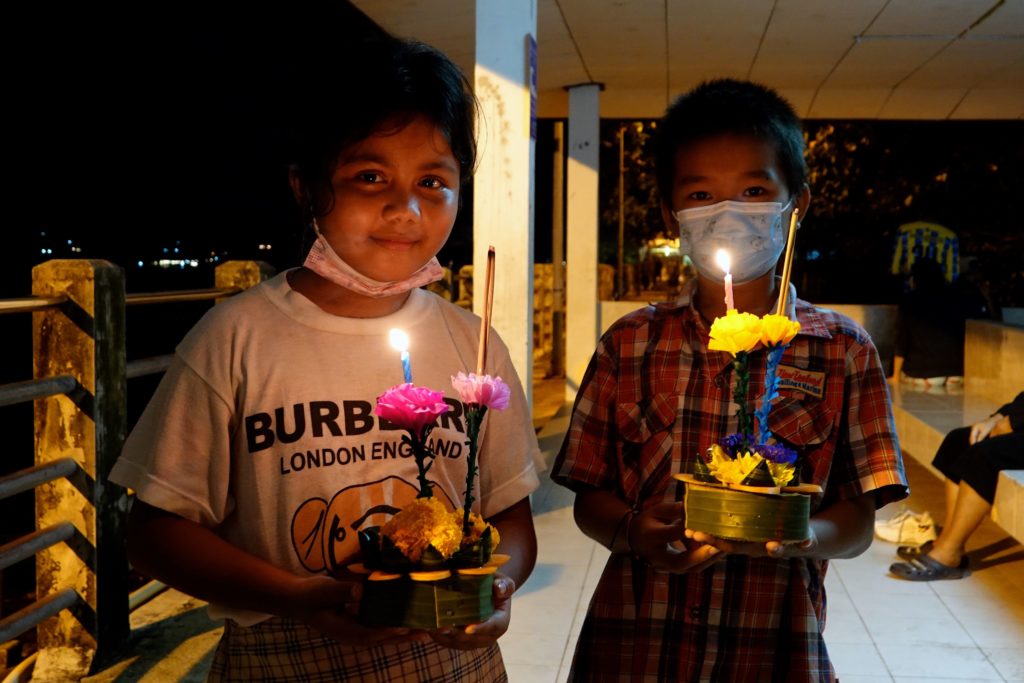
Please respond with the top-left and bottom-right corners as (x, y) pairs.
(111, 39), (539, 682)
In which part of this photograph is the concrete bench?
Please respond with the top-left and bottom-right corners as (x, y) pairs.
(889, 318), (1023, 544)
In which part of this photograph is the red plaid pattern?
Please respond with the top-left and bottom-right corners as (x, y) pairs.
(208, 617), (507, 682)
(552, 292), (908, 682)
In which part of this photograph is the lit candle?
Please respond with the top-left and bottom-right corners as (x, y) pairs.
(389, 329), (412, 384)
(715, 249), (735, 311)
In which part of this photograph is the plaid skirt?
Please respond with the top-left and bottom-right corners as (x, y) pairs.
(207, 617), (508, 682)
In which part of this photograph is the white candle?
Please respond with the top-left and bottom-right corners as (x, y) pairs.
(715, 249), (735, 311)
(389, 329), (412, 383)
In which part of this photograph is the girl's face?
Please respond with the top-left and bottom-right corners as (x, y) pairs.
(318, 115), (460, 282)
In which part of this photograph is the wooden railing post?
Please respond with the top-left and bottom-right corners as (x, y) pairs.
(214, 260), (274, 299)
(31, 259), (128, 678)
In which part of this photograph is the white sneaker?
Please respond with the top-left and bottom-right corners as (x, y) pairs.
(874, 509), (938, 546)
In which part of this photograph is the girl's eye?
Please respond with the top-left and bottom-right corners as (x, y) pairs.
(687, 190), (712, 201)
(743, 186), (767, 197)
(420, 176), (448, 190)
(357, 172), (384, 184)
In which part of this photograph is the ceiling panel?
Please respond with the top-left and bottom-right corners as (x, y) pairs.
(749, 0), (887, 88)
(667, 0), (774, 90)
(951, 87), (1024, 118)
(351, 0), (475, 74)
(559, 0), (666, 87)
(824, 37), (946, 87)
(969, 0), (1024, 36)
(808, 87), (891, 118)
(903, 37), (1024, 87)
(865, 0), (996, 36)
(537, 0), (589, 89)
(877, 87), (967, 118)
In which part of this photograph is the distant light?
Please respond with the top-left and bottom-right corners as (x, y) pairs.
(40, 231), (46, 237)
(40, 248), (46, 254)
(67, 239), (72, 245)
(190, 259), (198, 267)
(173, 247), (179, 253)
(214, 256), (219, 261)
(807, 249), (821, 261)
(137, 260), (144, 267)
(163, 247), (169, 253)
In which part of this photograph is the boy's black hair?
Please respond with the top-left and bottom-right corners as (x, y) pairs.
(290, 38), (478, 219)
(655, 79), (807, 205)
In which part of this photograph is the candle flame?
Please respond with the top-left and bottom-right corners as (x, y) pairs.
(715, 249), (731, 274)
(388, 328), (409, 353)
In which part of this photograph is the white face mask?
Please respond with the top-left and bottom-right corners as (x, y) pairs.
(674, 199), (793, 284)
(303, 219), (444, 298)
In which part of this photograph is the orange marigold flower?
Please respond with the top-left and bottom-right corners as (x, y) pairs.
(382, 498), (463, 561)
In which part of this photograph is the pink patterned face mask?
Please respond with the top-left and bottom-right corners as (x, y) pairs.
(302, 219), (444, 299)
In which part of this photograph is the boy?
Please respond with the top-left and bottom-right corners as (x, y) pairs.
(551, 79), (907, 682)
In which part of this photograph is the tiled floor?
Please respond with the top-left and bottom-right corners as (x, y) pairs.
(505, 399), (1024, 683)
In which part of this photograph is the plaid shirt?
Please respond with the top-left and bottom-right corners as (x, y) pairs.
(552, 286), (907, 683)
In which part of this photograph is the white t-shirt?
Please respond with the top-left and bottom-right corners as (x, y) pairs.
(110, 272), (540, 625)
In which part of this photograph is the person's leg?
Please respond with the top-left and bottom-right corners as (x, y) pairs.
(943, 478), (959, 532)
(928, 481), (990, 567)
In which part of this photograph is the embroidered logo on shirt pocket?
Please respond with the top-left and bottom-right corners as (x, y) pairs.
(615, 393), (677, 444)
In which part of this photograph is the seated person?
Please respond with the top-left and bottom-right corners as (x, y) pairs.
(890, 391), (1024, 580)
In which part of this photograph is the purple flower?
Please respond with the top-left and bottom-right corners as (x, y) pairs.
(375, 383), (451, 435)
(755, 443), (798, 465)
(718, 433), (745, 454)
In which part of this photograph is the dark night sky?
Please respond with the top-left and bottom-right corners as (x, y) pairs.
(5, 1), (390, 296)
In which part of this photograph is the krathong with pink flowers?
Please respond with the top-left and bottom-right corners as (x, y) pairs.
(374, 382), (450, 498)
(451, 372), (511, 534)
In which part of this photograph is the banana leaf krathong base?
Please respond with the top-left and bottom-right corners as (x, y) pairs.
(358, 571), (495, 629)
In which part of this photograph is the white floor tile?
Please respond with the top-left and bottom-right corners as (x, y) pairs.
(827, 642), (890, 676)
(501, 630), (571, 667)
(505, 662), (559, 683)
(851, 590), (953, 620)
(823, 610), (873, 644)
(836, 676), (893, 683)
(865, 613), (972, 647)
(877, 643), (1002, 680)
(983, 647), (1024, 682)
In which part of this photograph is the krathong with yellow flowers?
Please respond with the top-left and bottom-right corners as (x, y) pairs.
(675, 303), (822, 543)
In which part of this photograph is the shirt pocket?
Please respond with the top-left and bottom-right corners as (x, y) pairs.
(768, 396), (835, 448)
(615, 393), (677, 444)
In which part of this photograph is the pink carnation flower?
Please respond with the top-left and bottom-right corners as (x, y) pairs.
(451, 372), (511, 410)
(375, 383), (451, 434)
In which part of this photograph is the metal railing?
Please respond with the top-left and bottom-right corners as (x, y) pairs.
(0, 259), (272, 678)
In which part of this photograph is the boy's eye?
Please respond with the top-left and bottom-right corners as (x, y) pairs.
(743, 186), (767, 197)
(687, 190), (712, 201)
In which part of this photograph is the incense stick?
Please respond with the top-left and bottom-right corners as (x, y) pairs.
(476, 247), (496, 374)
(777, 207), (800, 317)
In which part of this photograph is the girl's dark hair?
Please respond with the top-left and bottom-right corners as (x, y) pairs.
(655, 79), (807, 204)
(290, 38), (478, 219)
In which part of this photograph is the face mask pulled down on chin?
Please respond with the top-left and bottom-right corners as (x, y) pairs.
(302, 219), (444, 299)
(674, 199), (794, 284)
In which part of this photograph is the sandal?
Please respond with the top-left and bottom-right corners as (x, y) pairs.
(889, 554), (968, 581)
(896, 539), (934, 560)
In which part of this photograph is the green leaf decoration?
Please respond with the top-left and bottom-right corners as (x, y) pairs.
(740, 459), (776, 488)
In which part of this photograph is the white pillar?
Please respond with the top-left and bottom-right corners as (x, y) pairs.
(565, 84), (600, 401)
(473, 0), (537, 404)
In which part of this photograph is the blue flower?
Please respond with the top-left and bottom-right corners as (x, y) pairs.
(718, 433), (745, 455)
(754, 443), (798, 465)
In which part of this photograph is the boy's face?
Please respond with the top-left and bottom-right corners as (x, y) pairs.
(318, 115), (459, 282)
(660, 133), (806, 227)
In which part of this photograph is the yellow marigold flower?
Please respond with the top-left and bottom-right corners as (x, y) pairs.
(382, 498), (463, 562)
(767, 461), (796, 487)
(708, 310), (763, 356)
(455, 510), (502, 550)
(760, 314), (801, 347)
(707, 444), (762, 485)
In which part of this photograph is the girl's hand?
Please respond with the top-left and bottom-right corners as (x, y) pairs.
(989, 415), (1013, 439)
(429, 574), (515, 651)
(970, 414), (1004, 444)
(292, 575), (426, 646)
(628, 502), (721, 573)
(684, 528), (817, 559)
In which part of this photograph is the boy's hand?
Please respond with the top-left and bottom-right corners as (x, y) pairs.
(293, 575), (427, 647)
(429, 574), (515, 651)
(630, 502), (722, 573)
(684, 528), (817, 559)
